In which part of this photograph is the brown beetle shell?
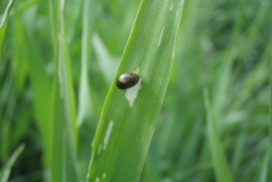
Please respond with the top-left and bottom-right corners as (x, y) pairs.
(116, 73), (139, 89)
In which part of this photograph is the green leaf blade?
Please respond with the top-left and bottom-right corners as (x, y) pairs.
(48, 0), (79, 181)
(0, 144), (25, 182)
(204, 89), (233, 182)
(0, 0), (14, 57)
(87, 0), (185, 181)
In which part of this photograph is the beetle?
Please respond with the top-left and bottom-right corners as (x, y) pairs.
(116, 73), (139, 89)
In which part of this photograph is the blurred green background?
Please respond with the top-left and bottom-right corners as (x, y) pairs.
(0, 0), (271, 181)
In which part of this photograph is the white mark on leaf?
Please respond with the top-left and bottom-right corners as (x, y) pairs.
(102, 173), (107, 179)
(95, 177), (100, 182)
(103, 120), (114, 150)
(125, 79), (142, 107)
(157, 27), (165, 47)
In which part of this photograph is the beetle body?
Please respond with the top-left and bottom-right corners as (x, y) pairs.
(116, 73), (139, 89)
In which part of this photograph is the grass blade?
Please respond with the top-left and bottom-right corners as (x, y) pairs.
(48, 0), (79, 181)
(77, 0), (94, 126)
(0, 0), (14, 57)
(0, 144), (25, 182)
(87, 0), (185, 181)
(204, 89), (233, 182)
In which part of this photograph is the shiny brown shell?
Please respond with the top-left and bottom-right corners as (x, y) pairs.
(116, 73), (139, 89)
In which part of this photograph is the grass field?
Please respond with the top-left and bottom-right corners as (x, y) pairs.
(0, 0), (271, 181)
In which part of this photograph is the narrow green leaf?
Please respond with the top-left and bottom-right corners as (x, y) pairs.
(204, 89), (233, 182)
(87, 0), (185, 181)
(48, 0), (79, 181)
(77, 0), (95, 179)
(0, 144), (25, 182)
(77, 0), (94, 126)
(0, 0), (14, 57)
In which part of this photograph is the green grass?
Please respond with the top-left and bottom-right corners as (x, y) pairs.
(0, 0), (271, 181)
